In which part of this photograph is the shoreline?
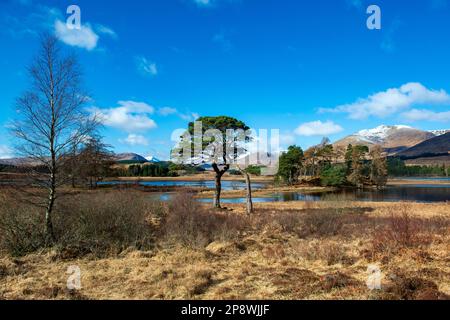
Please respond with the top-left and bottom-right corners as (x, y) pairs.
(107, 175), (450, 185)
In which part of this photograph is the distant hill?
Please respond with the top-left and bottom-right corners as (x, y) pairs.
(334, 125), (435, 155)
(396, 132), (450, 160)
(114, 153), (148, 163)
(0, 157), (42, 167)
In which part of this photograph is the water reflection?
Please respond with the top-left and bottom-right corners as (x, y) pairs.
(99, 180), (265, 191)
(199, 186), (450, 204)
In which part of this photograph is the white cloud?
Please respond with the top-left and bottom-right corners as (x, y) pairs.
(402, 109), (450, 122)
(120, 134), (149, 146)
(90, 101), (157, 132)
(320, 83), (450, 120)
(158, 107), (178, 116)
(295, 121), (343, 137)
(95, 24), (117, 39)
(0, 145), (13, 159)
(136, 56), (158, 76)
(54, 19), (99, 50)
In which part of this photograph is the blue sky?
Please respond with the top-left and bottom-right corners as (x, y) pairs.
(1, 0), (450, 159)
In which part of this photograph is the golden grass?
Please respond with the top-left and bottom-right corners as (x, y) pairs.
(0, 200), (449, 300)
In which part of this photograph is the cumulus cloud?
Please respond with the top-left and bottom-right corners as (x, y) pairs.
(54, 19), (99, 50)
(120, 134), (149, 146)
(136, 56), (158, 76)
(295, 121), (343, 137)
(90, 101), (157, 132)
(320, 83), (450, 120)
(402, 109), (450, 122)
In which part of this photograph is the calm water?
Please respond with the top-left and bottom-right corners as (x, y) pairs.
(103, 179), (450, 203)
(99, 180), (266, 191)
(199, 185), (450, 204)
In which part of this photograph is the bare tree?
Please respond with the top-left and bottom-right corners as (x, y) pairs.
(10, 35), (98, 242)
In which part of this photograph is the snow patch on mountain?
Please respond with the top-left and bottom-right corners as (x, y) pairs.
(145, 155), (161, 163)
(353, 125), (413, 144)
(430, 129), (450, 137)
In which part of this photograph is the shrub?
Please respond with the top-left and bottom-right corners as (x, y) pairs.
(0, 191), (155, 257)
(161, 193), (246, 248)
(301, 210), (344, 237)
(371, 205), (433, 255)
(54, 192), (155, 257)
(0, 202), (47, 256)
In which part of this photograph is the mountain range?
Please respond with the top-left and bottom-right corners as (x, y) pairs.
(334, 125), (437, 155)
(114, 153), (161, 163)
(1, 125), (449, 167)
(334, 125), (450, 164)
(396, 132), (450, 159)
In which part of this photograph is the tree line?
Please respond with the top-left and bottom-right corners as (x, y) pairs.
(276, 139), (388, 189)
(387, 158), (449, 177)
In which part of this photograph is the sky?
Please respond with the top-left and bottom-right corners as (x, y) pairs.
(1, 0), (450, 160)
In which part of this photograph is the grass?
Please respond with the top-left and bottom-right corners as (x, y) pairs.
(0, 189), (449, 300)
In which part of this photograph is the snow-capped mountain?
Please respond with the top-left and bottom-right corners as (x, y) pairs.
(430, 129), (450, 137)
(355, 125), (413, 144)
(334, 125), (435, 155)
(145, 155), (161, 163)
(114, 153), (148, 162)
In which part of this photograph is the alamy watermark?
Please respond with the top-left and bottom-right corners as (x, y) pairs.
(66, 5), (81, 30)
(63, 4), (380, 33)
(366, 264), (382, 290)
(66, 265), (82, 290)
(367, 5), (381, 30)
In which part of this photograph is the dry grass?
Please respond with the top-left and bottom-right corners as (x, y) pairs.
(0, 190), (449, 300)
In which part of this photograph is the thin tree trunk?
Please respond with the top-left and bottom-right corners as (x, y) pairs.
(45, 154), (56, 243)
(244, 171), (253, 214)
(45, 186), (56, 243)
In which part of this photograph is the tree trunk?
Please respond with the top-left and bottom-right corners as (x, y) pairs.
(212, 163), (229, 209)
(214, 173), (222, 208)
(45, 170), (56, 243)
(244, 171), (253, 214)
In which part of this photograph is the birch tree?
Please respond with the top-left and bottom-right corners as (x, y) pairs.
(11, 35), (98, 242)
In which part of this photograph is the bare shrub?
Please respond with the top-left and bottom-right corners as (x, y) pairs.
(0, 201), (47, 256)
(273, 211), (303, 235)
(161, 193), (247, 248)
(371, 205), (433, 255)
(55, 191), (155, 257)
(298, 241), (351, 266)
(0, 191), (155, 257)
(301, 210), (344, 238)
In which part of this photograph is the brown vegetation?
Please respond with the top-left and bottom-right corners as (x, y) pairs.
(0, 190), (449, 300)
